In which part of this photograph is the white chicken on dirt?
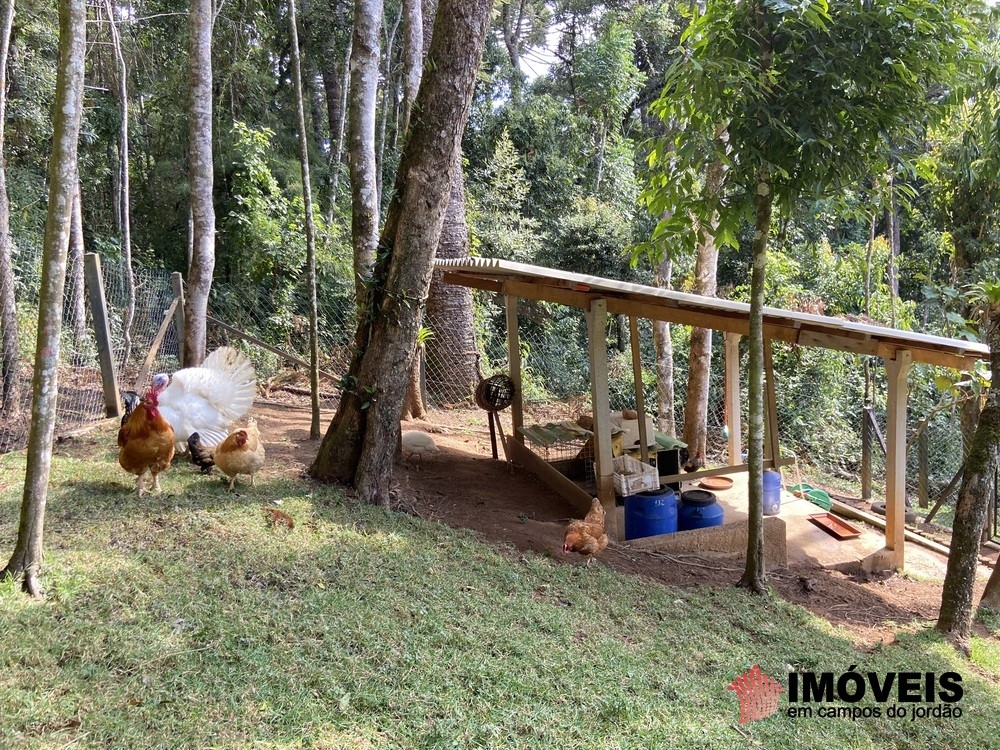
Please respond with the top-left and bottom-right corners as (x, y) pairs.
(401, 431), (439, 462)
(214, 418), (266, 491)
(154, 346), (256, 452)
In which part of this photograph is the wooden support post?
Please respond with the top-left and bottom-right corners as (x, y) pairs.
(84, 253), (122, 418)
(587, 298), (620, 540)
(864, 350), (912, 572)
(628, 315), (649, 464)
(762, 338), (781, 465)
(505, 295), (524, 444)
(918, 430), (929, 509)
(170, 271), (186, 366)
(861, 405), (872, 501)
(724, 333), (742, 466)
(135, 298), (179, 390)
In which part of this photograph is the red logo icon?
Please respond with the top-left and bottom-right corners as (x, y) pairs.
(728, 664), (784, 723)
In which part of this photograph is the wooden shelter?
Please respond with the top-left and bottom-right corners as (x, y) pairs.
(436, 258), (989, 571)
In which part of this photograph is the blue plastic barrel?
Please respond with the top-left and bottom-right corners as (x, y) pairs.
(679, 489), (724, 531)
(763, 469), (782, 516)
(624, 486), (678, 540)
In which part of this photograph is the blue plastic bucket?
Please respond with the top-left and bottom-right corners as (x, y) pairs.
(763, 469), (782, 516)
(624, 486), (678, 540)
(679, 489), (724, 531)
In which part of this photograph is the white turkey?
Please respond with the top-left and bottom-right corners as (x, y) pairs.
(153, 346), (257, 451)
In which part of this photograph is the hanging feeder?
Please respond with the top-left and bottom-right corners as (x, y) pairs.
(475, 374), (516, 463)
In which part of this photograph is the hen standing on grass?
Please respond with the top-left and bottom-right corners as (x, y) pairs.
(563, 497), (609, 557)
(118, 379), (175, 495)
(215, 418), (266, 491)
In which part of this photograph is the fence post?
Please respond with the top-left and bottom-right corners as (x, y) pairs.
(84, 253), (122, 418)
(170, 271), (185, 366)
(917, 430), (928, 508)
(861, 405), (872, 501)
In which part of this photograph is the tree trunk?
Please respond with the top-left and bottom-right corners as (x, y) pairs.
(938, 304), (1000, 643)
(682, 157), (724, 460)
(400, 0), (422, 135)
(401, 344), (426, 420)
(739, 171), (771, 595)
(288, 0), (321, 440)
(0, 0), (86, 597)
(653, 255), (675, 434)
(500, 0), (525, 103)
(67, 180), (86, 364)
(0, 0), (18, 415)
(103, 0), (135, 365)
(348, 0), (382, 308)
(322, 37), (351, 228)
(425, 154), (479, 404)
(185, 0), (215, 366)
(310, 0), (492, 505)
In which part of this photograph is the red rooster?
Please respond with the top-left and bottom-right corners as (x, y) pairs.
(118, 378), (175, 495)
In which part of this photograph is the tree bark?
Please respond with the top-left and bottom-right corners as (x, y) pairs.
(0, 0), (86, 597)
(653, 255), (675, 434)
(288, 0), (322, 440)
(67, 180), (86, 364)
(103, 0), (135, 365)
(682, 156), (725, 459)
(310, 0), (492, 505)
(400, 0), (422, 134)
(425, 154), (479, 404)
(738, 172), (771, 595)
(401, 343), (426, 420)
(185, 0), (215, 366)
(0, 0), (18, 414)
(348, 0), (382, 308)
(938, 302), (1000, 643)
(322, 36), (351, 230)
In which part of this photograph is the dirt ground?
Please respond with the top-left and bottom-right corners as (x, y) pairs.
(242, 394), (999, 649)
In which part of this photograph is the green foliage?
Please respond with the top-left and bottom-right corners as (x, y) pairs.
(640, 0), (988, 263)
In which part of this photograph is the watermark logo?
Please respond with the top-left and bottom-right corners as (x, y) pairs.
(727, 664), (784, 724)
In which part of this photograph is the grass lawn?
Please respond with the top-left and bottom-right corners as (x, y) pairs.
(2, 444), (999, 749)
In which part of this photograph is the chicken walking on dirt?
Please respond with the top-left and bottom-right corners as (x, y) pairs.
(215, 419), (266, 491)
(118, 379), (175, 495)
(563, 497), (609, 557)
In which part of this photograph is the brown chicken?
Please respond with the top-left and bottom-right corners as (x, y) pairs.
(214, 418), (266, 491)
(118, 379), (175, 495)
(562, 497), (609, 557)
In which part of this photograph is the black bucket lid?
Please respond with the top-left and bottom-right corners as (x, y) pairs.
(681, 489), (717, 506)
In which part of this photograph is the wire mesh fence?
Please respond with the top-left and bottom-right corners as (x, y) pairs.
(0, 250), (978, 535)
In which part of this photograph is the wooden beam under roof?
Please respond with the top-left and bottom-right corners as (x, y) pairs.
(440, 269), (984, 371)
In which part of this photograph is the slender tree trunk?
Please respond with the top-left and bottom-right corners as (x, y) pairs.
(938, 305), (1000, 644)
(0, 0), (86, 597)
(348, 0), (382, 308)
(500, 0), (525, 103)
(185, 0), (215, 366)
(0, 0), (18, 414)
(739, 172), (771, 595)
(682, 156), (725, 460)
(67, 180), (86, 364)
(103, 0), (135, 365)
(288, 0), (321, 439)
(322, 36), (351, 229)
(400, 0), (422, 135)
(653, 255), (675, 434)
(375, 6), (400, 203)
(310, 0), (492, 504)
